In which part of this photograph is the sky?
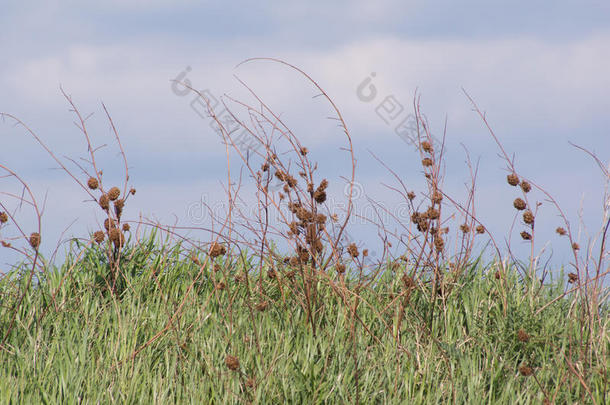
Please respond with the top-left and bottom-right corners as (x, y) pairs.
(1, 1), (609, 273)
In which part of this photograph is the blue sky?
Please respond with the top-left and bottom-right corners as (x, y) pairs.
(1, 1), (609, 270)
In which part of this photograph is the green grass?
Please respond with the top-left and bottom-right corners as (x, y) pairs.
(0, 240), (607, 404)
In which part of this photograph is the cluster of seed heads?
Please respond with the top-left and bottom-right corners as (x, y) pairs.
(209, 242), (226, 258)
(87, 175), (133, 249)
(225, 355), (240, 371)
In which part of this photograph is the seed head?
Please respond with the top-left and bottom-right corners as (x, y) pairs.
(129, 188), (136, 195)
(555, 227), (567, 236)
(209, 242), (226, 258)
(421, 157), (433, 167)
(336, 263), (346, 274)
(300, 147), (308, 156)
(518, 365), (533, 377)
(402, 274), (415, 289)
(1, 241), (11, 248)
(520, 181), (531, 193)
(313, 190), (327, 204)
(109, 228), (124, 247)
(513, 198), (527, 210)
(407, 191), (416, 201)
(426, 207), (440, 220)
(29, 232), (41, 249)
(434, 236), (444, 252)
(286, 175), (297, 188)
(225, 355), (240, 371)
(104, 218), (116, 231)
(87, 177), (99, 190)
(507, 173), (519, 186)
(99, 194), (110, 210)
(93, 231), (105, 244)
(517, 329), (530, 343)
(421, 141), (433, 153)
(347, 243), (359, 258)
(520, 231), (532, 240)
(460, 224), (470, 233)
(108, 187), (121, 201)
(114, 199), (125, 218)
(572, 242), (580, 251)
(122, 223), (130, 232)
(523, 210), (534, 225)
(0, 212), (8, 224)
(476, 225), (485, 234)
(568, 272), (578, 284)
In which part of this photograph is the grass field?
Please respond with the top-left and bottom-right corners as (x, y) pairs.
(0, 237), (607, 404)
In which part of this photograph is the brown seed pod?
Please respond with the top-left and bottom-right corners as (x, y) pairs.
(286, 175), (297, 188)
(87, 177), (99, 190)
(216, 282), (226, 290)
(555, 227), (567, 236)
(109, 228), (124, 247)
(129, 188), (136, 195)
(571, 242), (580, 251)
(522, 210), (534, 225)
(407, 191), (416, 201)
(432, 191), (443, 204)
(402, 274), (415, 289)
(520, 181), (531, 193)
(99, 194), (110, 210)
(209, 242), (226, 258)
(421, 141), (433, 153)
(246, 377), (256, 389)
(300, 147), (308, 156)
(336, 263), (346, 274)
(421, 157), (433, 167)
(517, 329), (530, 343)
(104, 218), (116, 231)
(434, 236), (444, 252)
(0, 212), (8, 224)
(460, 224), (470, 233)
(518, 365), (533, 377)
(93, 230), (105, 244)
(225, 355), (240, 371)
(426, 207), (440, 220)
(567, 272), (578, 284)
(255, 301), (269, 312)
(114, 199), (125, 218)
(476, 225), (485, 234)
(108, 187), (121, 201)
(347, 243), (359, 258)
(267, 269), (276, 279)
(507, 173), (519, 186)
(513, 198), (527, 210)
(261, 162), (269, 172)
(313, 190), (327, 204)
(191, 254), (201, 266)
(122, 223), (130, 232)
(29, 232), (41, 249)
(520, 231), (532, 240)
(1, 241), (12, 248)
(362, 249), (369, 257)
